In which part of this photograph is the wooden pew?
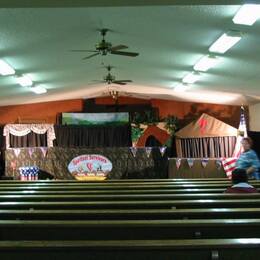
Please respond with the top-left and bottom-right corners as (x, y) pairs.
(1, 219), (260, 240)
(0, 180), (259, 191)
(0, 193), (260, 202)
(1, 208), (260, 220)
(0, 238), (259, 260)
(1, 198), (260, 210)
(0, 188), (228, 195)
(0, 183), (255, 191)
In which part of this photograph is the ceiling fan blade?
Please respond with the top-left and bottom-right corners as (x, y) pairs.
(92, 80), (105, 83)
(112, 80), (126, 85)
(82, 52), (100, 60)
(110, 45), (128, 51)
(110, 50), (139, 57)
(114, 80), (132, 83)
(113, 81), (126, 85)
(70, 50), (97, 52)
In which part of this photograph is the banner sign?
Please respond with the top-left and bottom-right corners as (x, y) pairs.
(68, 154), (112, 181)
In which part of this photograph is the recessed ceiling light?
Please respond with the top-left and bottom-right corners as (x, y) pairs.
(182, 72), (200, 84)
(209, 31), (242, 54)
(193, 55), (220, 72)
(0, 59), (15, 75)
(16, 75), (33, 87)
(174, 84), (188, 92)
(30, 85), (47, 94)
(233, 4), (260, 26)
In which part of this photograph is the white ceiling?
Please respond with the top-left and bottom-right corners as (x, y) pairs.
(0, 1), (260, 106)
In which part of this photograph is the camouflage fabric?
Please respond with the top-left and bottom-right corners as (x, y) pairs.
(5, 147), (168, 180)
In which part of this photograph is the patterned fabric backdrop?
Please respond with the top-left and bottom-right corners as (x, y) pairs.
(5, 147), (168, 180)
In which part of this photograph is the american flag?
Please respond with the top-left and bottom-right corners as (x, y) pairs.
(222, 106), (247, 178)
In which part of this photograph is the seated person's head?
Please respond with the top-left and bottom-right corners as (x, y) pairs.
(232, 168), (248, 184)
(241, 137), (253, 151)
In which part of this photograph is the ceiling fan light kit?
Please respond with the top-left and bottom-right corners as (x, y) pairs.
(94, 65), (133, 86)
(72, 28), (139, 60)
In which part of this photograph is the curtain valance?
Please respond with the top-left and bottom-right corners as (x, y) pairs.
(3, 124), (56, 148)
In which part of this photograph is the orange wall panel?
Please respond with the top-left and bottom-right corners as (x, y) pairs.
(0, 99), (83, 124)
(0, 97), (241, 129)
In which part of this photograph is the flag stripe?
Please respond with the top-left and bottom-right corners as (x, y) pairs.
(222, 106), (247, 178)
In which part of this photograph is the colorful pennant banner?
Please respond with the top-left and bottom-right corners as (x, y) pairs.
(201, 158), (209, 168)
(13, 148), (21, 158)
(159, 146), (167, 157)
(28, 148), (35, 158)
(175, 158), (182, 170)
(187, 158), (194, 168)
(216, 159), (222, 170)
(40, 147), (48, 158)
(145, 147), (152, 158)
(130, 147), (138, 157)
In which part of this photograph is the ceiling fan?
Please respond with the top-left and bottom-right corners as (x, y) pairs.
(71, 28), (139, 60)
(94, 65), (133, 85)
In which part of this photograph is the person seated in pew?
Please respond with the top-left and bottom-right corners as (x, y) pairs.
(235, 137), (260, 180)
(225, 168), (258, 193)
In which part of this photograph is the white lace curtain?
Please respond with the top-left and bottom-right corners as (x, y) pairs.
(3, 124), (56, 148)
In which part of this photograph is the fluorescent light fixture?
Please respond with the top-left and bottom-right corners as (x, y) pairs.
(30, 85), (47, 94)
(174, 84), (188, 92)
(0, 59), (15, 75)
(16, 75), (33, 87)
(209, 31), (242, 54)
(233, 4), (260, 26)
(182, 72), (200, 84)
(193, 55), (220, 72)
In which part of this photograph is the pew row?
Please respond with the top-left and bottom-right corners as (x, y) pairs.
(0, 219), (260, 240)
(1, 199), (260, 209)
(1, 208), (260, 220)
(0, 239), (259, 260)
(0, 193), (260, 202)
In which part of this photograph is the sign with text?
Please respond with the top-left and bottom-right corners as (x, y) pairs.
(68, 154), (112, 180)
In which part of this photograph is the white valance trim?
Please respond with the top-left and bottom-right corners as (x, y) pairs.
(3, 124), (56, 148)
